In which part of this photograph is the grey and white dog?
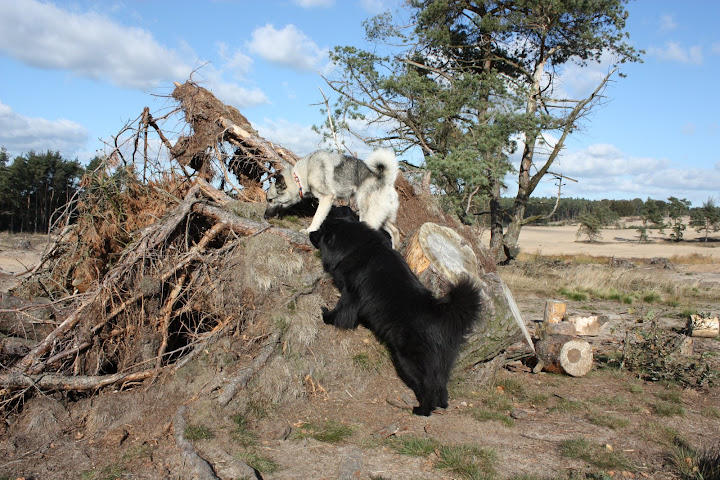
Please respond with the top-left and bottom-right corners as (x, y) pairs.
(264, 149), (400, 246)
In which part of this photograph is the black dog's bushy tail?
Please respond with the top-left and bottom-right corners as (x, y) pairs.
(438, 276), (483, 335)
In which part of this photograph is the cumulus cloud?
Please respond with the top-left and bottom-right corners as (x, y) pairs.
(0, 101), (88, 155)
(647, 42), (703, 65)
(248, 24), (329, 71)
(553, 143), (668, 177)
(206, 80), (270, 110)
(254, 118), (323, 155)
(292, 0), (334, 7)
(359, 0), (389, 13)
(0, 0), (192, 89)
(217, 42), (254, 81)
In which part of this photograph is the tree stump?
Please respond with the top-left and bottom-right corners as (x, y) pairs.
(403, 222), (533, 381)
(544, 300), (566, 324)
(533, 335), (593, 377)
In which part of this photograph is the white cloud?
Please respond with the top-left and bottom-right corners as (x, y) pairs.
(359, 0), (388, 13)
(554, 143), (668, 177)
(254, 118), (323, 155)
(548, 50), (620, 101)
(248, 24), (329, 71)
(217, 42), (254, 81)
(206, 80), (270, 110)
(0, 101), (88, 155)
(647, 42), (703, 65)
(712, 42), (720, 56)
(292, 0), (334, 7)
(0, 0), (193, 89)
(658, 14), (678, 32)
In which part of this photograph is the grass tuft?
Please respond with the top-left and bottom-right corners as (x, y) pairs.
(294, 419), (354, 443)
(386, 435), (440, 456)
(559, 437), (635, 471)
(434, 444), (497, 480)
(183, 424), (214, 441)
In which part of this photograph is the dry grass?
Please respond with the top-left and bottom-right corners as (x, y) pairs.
(501, 257), (720, 306)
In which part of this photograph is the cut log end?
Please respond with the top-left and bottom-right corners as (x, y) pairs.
(534, 335), (593, 377)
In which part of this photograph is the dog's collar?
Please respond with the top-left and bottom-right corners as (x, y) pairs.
(293, 172), (303, 198)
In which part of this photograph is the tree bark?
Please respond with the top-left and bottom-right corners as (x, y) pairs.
(403, 223), (533, 378)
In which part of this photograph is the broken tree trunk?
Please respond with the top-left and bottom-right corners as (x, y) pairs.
(533, 335), (593, 377)
(403, 222), (534, 379)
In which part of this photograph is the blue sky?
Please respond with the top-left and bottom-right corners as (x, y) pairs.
(0, 0), (719, 206)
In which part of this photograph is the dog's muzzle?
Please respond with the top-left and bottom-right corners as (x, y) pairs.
(264, 202), (281, 219)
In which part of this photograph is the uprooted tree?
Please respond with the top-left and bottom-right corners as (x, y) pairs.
(0, 80), (531, 415)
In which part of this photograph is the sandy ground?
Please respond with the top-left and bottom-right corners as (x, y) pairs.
(483, 224), (720, 260)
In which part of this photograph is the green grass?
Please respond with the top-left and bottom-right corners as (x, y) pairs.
(294, 419), (354, 443)
(81, 464), (126, 480)
(470, 408), (514, 426)
(585, 412), (630, 430)
(643, 421), (681, 447)
(653, 401), (686, 417)
(559, 437), (634, 471)
(625, 381), (644, 394)
(655, 389), (683, 404)
(386, 435), (440, 456)
(701, 406), (720, 419)
(642, 291), (662, 303)
(232, 413), (258, 447)
(434, 444), (497, 480)
(670, 439), (720, 480)
(237, 450), (278, 474)
(549, 398), (585, 413)
(183, 424), (214, 441)
(559, 287), (589, 301)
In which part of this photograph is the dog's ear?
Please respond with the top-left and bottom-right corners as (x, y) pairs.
(273, 173), (286, 190)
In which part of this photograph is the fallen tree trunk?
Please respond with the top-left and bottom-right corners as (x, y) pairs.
(403, 222), (533, 379)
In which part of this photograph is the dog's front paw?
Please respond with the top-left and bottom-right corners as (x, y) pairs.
(321, 307), (335, 325)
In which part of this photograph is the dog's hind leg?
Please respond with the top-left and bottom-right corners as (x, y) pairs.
(306, 195), (334, 232)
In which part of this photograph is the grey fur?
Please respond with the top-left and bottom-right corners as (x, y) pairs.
(264, 149), (400, 246)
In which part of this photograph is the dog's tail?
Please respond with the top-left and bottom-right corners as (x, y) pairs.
(365, 149), (399, 187)
(438, 276), (483, 335)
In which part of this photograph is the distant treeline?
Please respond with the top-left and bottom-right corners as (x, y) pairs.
(0, 148), (97, 233)
(498, 196), (672, 225)
(0, 147), (707, 234)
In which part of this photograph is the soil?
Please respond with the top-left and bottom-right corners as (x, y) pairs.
(1, 227), (719, 480)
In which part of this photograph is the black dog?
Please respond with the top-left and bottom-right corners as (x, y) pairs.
(309, 218), (482, 416)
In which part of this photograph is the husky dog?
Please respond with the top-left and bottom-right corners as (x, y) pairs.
(309, 217), (483, 416)
(264, 149), (400, 246)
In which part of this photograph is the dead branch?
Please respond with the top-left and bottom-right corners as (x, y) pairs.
(217, 330), (282, 406)
(0, 369), (157, 390)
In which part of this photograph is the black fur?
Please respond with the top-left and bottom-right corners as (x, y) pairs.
(309, 218), (482, 416)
